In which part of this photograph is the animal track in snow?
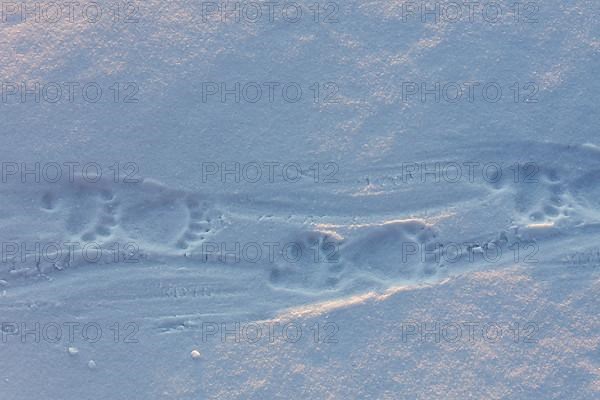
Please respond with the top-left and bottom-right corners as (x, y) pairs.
(486, 164), (573, 227)
(118, 187), (187, 246)
(175, 195), (223, 251)
(268, 229), (345, 293)
(568, 169), (600, 223)
(0, 176), (229, 282)
(66, 179), (226, 251)
(268, 219), (445, 294)
(41, 186), (111, 237)
(517, 168), (572, 226)
(80, 189), (120, 242)
(343, 219), (439, 282)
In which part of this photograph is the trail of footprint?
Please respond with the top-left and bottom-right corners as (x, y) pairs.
(7, 143), (599, 295)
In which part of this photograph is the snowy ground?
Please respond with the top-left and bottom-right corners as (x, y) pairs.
(1, 0), (599, 399)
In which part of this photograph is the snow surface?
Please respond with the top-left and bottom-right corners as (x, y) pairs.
(1, 0), (600, 398)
